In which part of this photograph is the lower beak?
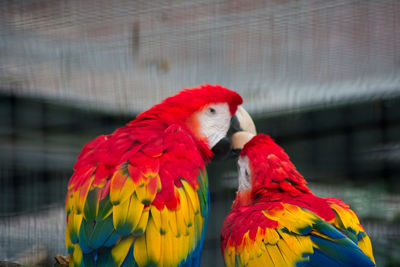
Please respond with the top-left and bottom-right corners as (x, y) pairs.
(211, 106), (256, 160)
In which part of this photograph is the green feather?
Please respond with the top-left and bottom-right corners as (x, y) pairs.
(196, 169), (209, 217)
(84, 189), (99, 221)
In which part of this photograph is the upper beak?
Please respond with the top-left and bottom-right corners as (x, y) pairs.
(231, 106), (257, 136)
(211, 106), (256, 160)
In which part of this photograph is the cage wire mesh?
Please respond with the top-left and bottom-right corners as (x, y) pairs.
(1, 0), (400, 113)
(0, 0), (400, 266)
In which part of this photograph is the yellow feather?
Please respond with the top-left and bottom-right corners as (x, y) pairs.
(266, 244), (286, 267)
(168, 209), (178, 237)
(275, 234), (297, 264)
(169, 224), (179, 266)
(358, 235), (375, 263)
(146, 217), (162, 264)
(253, 239), (270, 265)
(248, 248), (268, 267)
(67, 213), (74, 242)
(133, 175), (148, 204)
(263, 228), (279, 245)
(174, 233), (185, 262)
(133, 235), (147, 266)
(157, 175), (162, 192)
(126, 194), (145, 231)
(259, 241), (274, 265)
(112, 197), (130, 231)
(252, 233), (265, 258)
(150, 205), (162, 231)
(110, 171), (135, 205)
(72, 244), (83, 266)
(65, 227), (74, 254)
(280, 231), (312, 257)
(134, 206), (150, 236)
(69, 212), (83, 243)
(72, 191), (80, 214)
(111, 236), (135, 266)
(331, 204), (359, 233)
(162, 226), (174, 267)
(294, 235), (313, 258)
(238, 233), (250, 264)
(66, 192), (73, 215)
(177, 187), (191, 227)
(160, 206), (169, 234)
(181, 180), (200, 215)
(248, 240), (257, 262)
(72, 191), (79, 215)
(185, 193), (195, 230)
(181, 229), (190, 262)
(265, 204), (315, 236)
(144, 179), (159, 204)
(175, 206), (185, 237)
(158, 235), (165, 267)
(224, 245), (235, 267)
(76, 177), (94, 214)
(187, 226), (195, 256)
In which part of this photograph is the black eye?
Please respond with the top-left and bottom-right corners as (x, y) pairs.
(209, 107), (216, 114)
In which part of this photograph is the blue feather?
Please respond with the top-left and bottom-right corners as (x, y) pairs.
(310, 234), (375, 266)
(121, 245), (138, 267)
(308, 248), (345, 267)
(313, 220), (347, 239)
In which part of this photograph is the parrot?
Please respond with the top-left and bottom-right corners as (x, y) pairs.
(65, 85), (255, 267)
(221, 132), (375, 267)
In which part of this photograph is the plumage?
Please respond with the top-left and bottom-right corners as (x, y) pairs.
(221, 134), (375, 267)
(66, 85), (245, 266)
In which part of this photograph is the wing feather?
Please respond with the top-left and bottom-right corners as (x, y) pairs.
(327, 198), (375, 264)
(66, 125), (208, 267)
(145, 217), (162, 264)
(132, 234), (147, 266)
(111, 236), (135, 266)
(221, 203), (375, 267)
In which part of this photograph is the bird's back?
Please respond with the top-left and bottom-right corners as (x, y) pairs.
(221, 194), (375, 267)
(66, 122), (210, 267)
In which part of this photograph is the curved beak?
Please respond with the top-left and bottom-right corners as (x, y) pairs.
(211, 106), (256, 160)
(231, 106), (257, 135)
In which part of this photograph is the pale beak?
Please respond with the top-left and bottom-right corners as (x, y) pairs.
(231, 106), (256, 153)
(232, 131), (256, 150)
(231, 106), (257, 136)
(211, 106), (256, 160)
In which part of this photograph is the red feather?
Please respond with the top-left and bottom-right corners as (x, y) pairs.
(68, 84), (241, 207)
(221, 134), (375, 266)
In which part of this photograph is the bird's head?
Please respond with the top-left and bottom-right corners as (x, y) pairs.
(135, 84), (256, 161)
(231, 133), (309, 208)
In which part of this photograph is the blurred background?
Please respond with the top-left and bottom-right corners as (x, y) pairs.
(1, 0), (400, 266)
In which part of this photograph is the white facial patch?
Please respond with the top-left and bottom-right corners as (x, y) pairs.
(197, 103), (231, 148)
(237, 155), (251, 191)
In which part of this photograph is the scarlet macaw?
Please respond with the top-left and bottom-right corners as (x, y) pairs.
(65, 85), (254, 267)
(221, 133), (375, 267)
